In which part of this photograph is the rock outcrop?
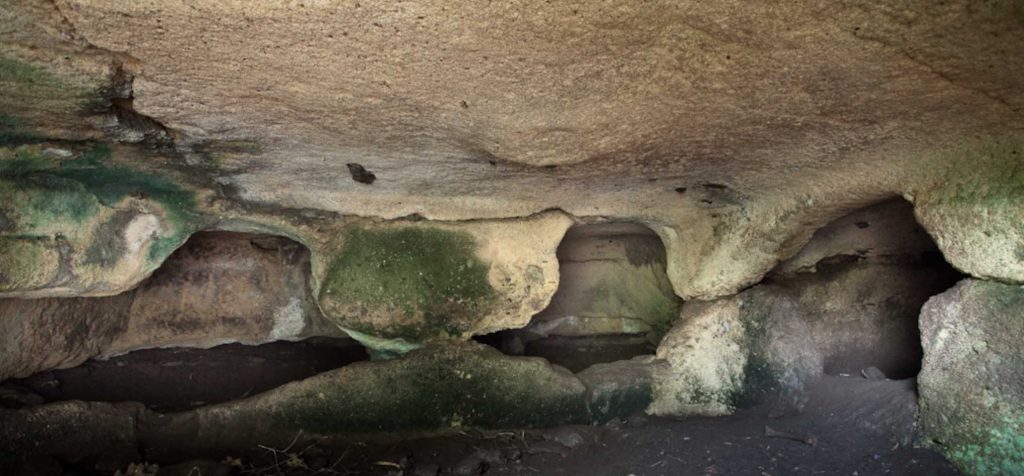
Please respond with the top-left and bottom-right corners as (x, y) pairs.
(919, 280), (1024, 475)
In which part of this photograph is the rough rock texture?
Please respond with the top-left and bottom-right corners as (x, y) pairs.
(651, 200), (961, 416)
(0, 1), (1022, 466)
(0, 0), (1021, 303)
(524, 223), (681, 339)
(648, 299), (749, 417)
(0, 144), (203, 298)
(578, 355), (661, 423)
(0, 341), (669, 460)
(0, 232), (347, 380)
(773, 199), (940, 276)
(163, 341), (591, 443)
(911, 138), (1024, 283)
(919, 279), (1024, 475)
(314, 212), (571, 351)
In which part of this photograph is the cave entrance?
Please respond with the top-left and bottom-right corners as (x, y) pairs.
(770, 198), (963, 381)
(478, 222), (682, 372)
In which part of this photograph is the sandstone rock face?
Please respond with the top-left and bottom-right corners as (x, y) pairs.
(919, 279), (1024, 475)
(188, 341), (590, 435)
(651, 198), (961, 416)
(0, 0), (1021, 303)
(0, 144), (202, 298)
(911, 137), (1024, 284)
(314, 212), (571, 350)
(0, 232), (346, 380)
(649, 299), (748, 416)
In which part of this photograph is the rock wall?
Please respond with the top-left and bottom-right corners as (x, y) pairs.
(518, 223), (681, 339)
(650, 200), (962, 416)
(919, 280), (1024, 475)
(0, 232), (346, 380)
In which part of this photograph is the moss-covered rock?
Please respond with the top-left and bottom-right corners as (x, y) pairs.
(318, 226), (498, 342)
(197, 341), (589, 433)
(0, 144), (203, 297)
(919, 279), (1024, 475)
(912, 136), (1024, 284)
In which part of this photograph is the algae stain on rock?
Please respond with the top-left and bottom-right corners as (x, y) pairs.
(0, 144), (203, 295)
(271, 342), (589, 433)
(318, 227), (497, 343)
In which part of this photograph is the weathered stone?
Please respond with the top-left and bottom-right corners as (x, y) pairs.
(0, 144), (202, 298)
(185, 341), (589, 435)
(0, 0), (1018, 304)
(0, 232), (346, 380)
(315, 212), (571, 350)
(578, 355), (660, 423)
(526, 223), (681, 339)
(650, 260), (958, 417)
(0, 401), (142, 462)
(773, 199), (940, 276)
(912, 137), (1024, 284)
(919, 279), (1024, 475)
(648, 298), (748, 416)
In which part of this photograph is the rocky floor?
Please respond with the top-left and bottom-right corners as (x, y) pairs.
(2, 376), (960, 476)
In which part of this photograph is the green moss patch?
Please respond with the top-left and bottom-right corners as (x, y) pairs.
(946, 414), (1024, 476)
(0, 144), (201, 290)
(272, 342), (589, 432)
(319, 227), (497, 341)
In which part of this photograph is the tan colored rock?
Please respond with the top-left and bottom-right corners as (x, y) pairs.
(919, 279), (1024, 475)
(0, 0), (1018, 303)
(650, 258), (959, 417)
(312, 211), (571, 349)
(649, 299), (746, 417)
(911, 137), (1024, 284)
(774, 199), (939, 275)
(526, 223), (681, 338)
(0, 232), (346, 380)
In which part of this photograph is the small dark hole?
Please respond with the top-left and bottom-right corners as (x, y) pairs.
(855, 221), (870, 229)
(674, 187), (687, 194)
(346, 163), (376, 184)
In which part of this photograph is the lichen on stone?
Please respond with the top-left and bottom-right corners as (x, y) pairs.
(0, 143), (203, 295)
(268, 342), (589, 433)
(319, 226), (497, 342)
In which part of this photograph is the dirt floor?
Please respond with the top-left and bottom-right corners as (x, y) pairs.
(3, 375), (960, 476)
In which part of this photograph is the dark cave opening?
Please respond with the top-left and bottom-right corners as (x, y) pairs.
(0, 338), (368, 412)
(769, 198), (964, 381)
(476, 222), (682, 373)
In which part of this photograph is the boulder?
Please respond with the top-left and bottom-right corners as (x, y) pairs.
(919, 279), (1024, 475)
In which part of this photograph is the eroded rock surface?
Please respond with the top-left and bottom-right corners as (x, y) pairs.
(0, 232), (345, 380)
(651, 200), (961, 416)
(919, 279), (1024, 475)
